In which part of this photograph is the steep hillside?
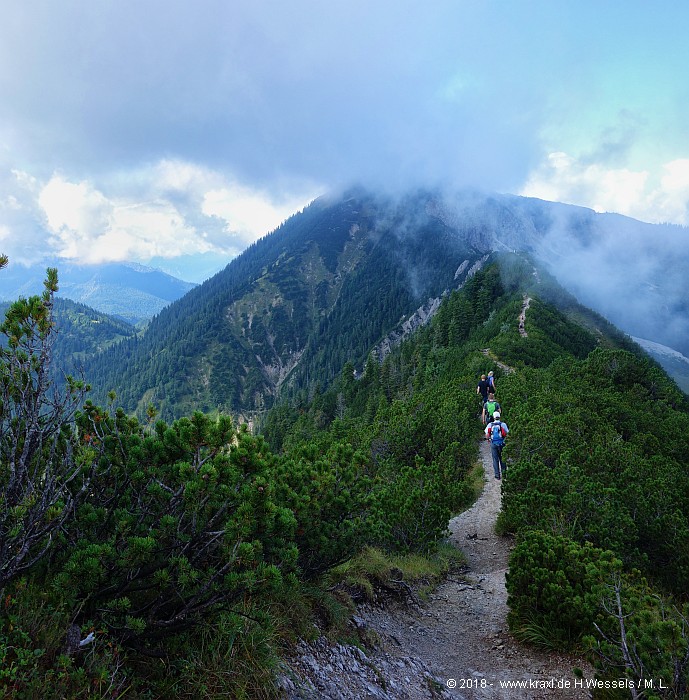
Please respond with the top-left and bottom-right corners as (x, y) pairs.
(50, 298), (137, 373)
(632, 336), (689, 393)
(263, 257), (648, 452)
(85, 190), (487, 418)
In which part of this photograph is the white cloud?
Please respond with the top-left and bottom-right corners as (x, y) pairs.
(153, 159), (217, 194)
(36, 174), (216, 263)
(520, 151), (689, 225)
(38, 176), (113, 256)
(662, 158), (689, 191)
(651, 159), (689, 223)
(11, 169), (40, 196)
(89, 201), (211, 264)
(1, 195), (21, 211)
(202, 183), (309, 240)
(3, 163), (319, 267)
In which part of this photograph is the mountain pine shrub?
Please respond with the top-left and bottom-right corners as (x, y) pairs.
(53, 413), (298, 650)
(0, 263), (94, 590)
(272, 441), (374, 578)
(506, 530), (622, 649)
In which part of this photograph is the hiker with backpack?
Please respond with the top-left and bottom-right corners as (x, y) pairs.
(482, 392), (500, 426)
(487, 370), (496, 393)
(485, 411), (509, 480)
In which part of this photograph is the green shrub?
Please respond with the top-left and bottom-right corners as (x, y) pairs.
(53, 413), (297, 651)
(370, 454), (471, 554)
(506, 531), (622, 649)
(585, 574), (689, 698)
(0, 266), (92, 590)
(272, 441), (373, 578)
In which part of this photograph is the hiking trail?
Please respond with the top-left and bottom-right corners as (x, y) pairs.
(357, 441), (592, 699)
(518, 295), (531, 338)
(282, 441), (592, 699)
(480, 349), (513, 377)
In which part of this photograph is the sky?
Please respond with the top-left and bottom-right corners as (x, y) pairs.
(1, 1), (688, 282)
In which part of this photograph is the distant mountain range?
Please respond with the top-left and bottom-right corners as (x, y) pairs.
(79, 187), (689, 420)
(0, 261), (198, 325)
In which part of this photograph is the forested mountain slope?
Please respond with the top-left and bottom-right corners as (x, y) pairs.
(84, 189), (488, 419)
(0, 296), (135, 375)
(52, 297), (136, 362)
(83, 186), (689, 422)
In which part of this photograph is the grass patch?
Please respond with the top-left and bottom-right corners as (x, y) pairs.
(511, 614), (581, 653)
(159, 609), (282, 700)
(323, 544), (466, 606)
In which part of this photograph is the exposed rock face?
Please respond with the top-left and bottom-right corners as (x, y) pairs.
(373, 254), (490, 364)
(278, 634), (459, 700)
(374, 296), (443, 364)
(257, 346), (305, 389)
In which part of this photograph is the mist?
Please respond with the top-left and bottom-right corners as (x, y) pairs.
(531, 206), (689, 357)
(369, 187), (689, 359)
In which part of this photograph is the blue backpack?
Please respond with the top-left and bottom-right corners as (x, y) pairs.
(490, 421), (506, 446)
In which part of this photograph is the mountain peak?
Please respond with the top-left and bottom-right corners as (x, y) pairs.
(82, 187), (689, 419)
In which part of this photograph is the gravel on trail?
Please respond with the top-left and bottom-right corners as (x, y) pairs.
(280, 441), (594, 700)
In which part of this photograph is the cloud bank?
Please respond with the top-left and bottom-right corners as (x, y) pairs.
(1, 1), (688, 274)
(522, 153), (689, 225)
(1, 162), (317, 279)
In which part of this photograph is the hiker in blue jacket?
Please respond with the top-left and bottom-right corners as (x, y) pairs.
(484, 411), (509, 480)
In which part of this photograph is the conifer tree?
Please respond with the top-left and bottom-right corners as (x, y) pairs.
(0, 259), (92, 588)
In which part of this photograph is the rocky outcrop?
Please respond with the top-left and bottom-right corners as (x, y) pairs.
(279, 634), (458, 700)
(256, 345), (306, 389)
(374, 296), (443, 363)
(373, 254), (489, 364)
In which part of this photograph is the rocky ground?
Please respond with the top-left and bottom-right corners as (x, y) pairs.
(279, 441), (594, 699)
(518, 295), (531, 338)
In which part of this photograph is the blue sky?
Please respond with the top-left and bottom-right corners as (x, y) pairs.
(1, 1), (688, 281)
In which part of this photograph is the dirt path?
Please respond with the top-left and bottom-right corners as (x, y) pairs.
(480, 350), (513, 377)
(518, 296), (531, 337)
(361, 441), (593, 699)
